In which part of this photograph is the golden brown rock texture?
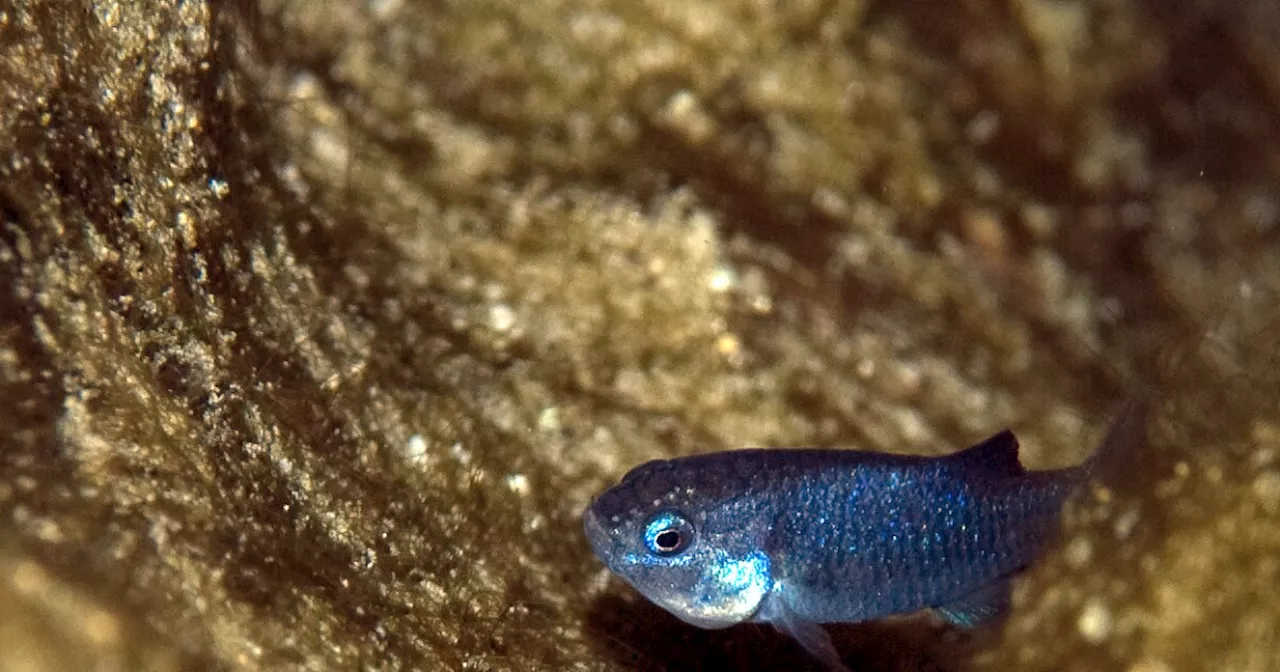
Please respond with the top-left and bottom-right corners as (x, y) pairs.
(1, 0), (1278, 670)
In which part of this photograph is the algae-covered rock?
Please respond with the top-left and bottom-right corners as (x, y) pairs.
(0, 0), (1277, 670)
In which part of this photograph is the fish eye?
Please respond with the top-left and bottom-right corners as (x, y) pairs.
(643, 511), (694, 556)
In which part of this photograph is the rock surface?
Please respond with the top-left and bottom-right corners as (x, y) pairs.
(1, 1), (1277, 670)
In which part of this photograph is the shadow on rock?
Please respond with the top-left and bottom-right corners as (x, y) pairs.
(583, 593), (974, 672)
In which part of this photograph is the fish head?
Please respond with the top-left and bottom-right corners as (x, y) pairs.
(583, 456), (773, 629)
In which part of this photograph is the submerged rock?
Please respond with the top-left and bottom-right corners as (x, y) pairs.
(0, 0), (1277, 670)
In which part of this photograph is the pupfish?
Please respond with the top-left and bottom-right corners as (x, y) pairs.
(583, 404), (1145, 670)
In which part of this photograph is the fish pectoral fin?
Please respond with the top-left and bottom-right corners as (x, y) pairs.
(757, 594), (851, 672)
(935, 577), (1013, 628)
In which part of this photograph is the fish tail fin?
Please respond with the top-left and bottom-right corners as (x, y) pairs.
(1080, 398), (1151, 481)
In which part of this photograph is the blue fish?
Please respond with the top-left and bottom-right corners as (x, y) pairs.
(583, 404), (1145, 670)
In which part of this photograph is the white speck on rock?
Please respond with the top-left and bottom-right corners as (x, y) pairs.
(488, 303), (516, 332)
(505, 473), (529, 496)
(708, 266), (736, 292)
(1252, 471), (1280, 501)
(208, 177), (229, 198)
(404, 434), (428, 462)
(1064, 537), (1093, 568)
(538, 406), (562, 432)
(1077, 599), (1113, 643)
(1113, 507), (1140, 540)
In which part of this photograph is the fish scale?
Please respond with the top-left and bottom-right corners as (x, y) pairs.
(584, 404), (1146, 671)
(768, 457), (1054, 622)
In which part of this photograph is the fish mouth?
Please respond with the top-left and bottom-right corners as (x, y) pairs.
(581, 505), (613, 561)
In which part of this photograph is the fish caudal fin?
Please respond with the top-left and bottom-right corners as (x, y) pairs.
(758, 594), (851, 672)
(1081, 398), (1151, 480)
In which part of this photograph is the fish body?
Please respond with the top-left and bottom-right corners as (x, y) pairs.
(583, 406), (1143, 670)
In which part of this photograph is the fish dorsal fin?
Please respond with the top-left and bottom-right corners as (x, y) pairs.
(953, 430), (1024, 476)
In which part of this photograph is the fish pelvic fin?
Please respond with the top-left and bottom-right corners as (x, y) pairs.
(934, 575), (1014, 628)
(757, 593), (851, 672)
